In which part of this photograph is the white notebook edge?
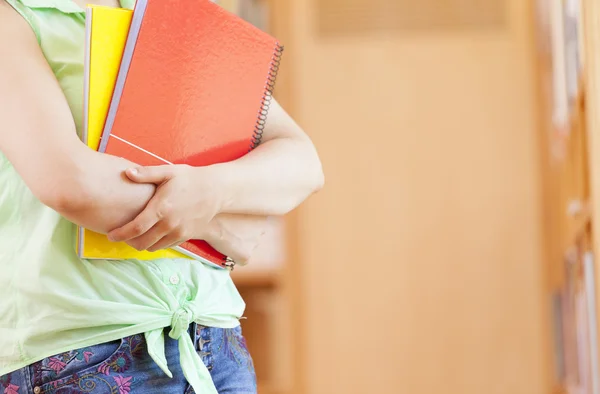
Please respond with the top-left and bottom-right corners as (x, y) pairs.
(98, 0), (148, 153)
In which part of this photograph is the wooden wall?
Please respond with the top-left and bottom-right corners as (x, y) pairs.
(278, 0), (552, 393)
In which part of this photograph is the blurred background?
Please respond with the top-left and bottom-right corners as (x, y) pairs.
(220, 0), (600, 393)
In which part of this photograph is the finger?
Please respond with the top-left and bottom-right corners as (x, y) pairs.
(147, 233), (184, 252)
(127, 223), (169, 251)
(162, 241), (185, 251)
(107, 203), (162, 242)
(125, 165), (174, 185)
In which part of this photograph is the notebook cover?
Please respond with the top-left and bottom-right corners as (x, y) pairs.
(99, 0), (283, 268)
(78, 5), (190, 261)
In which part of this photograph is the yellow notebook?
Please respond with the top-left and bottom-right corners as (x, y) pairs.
(77, 5), (189, 260)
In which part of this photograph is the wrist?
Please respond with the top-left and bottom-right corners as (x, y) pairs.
(194, 163), (236, 215)
(201, 214), (224, 244)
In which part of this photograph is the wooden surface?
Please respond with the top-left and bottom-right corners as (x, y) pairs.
(535, 48), (589, 394)
(539, 76), (588, 290)
(583, 0), (600, 383)
(315, 0), (507, 36)
(284, 0), (550, 392)
(535, 1), (599, 392)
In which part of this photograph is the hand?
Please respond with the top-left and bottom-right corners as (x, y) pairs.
(205, 213), (270, 265)
(107, 165), (222, 252)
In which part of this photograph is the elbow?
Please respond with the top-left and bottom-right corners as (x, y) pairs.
(47, 190), (92, 218)
(38, 176), (94, 219)
(30, 145), (94, 215)
(287, 159), (323, 214)
(273, 163), (324, 217)
(313, 164), (325, 193)
(307, 148), (325, 194)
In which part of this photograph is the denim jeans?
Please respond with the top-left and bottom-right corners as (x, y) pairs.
(0, 324), (256, 393)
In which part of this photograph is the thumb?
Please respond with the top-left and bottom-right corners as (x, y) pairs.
(125, 166), (173, 184)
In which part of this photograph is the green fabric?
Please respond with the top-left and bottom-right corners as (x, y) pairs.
(0, 1), (245, 392)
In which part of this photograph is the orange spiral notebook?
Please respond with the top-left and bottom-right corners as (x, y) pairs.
(98, 0), (283, 269)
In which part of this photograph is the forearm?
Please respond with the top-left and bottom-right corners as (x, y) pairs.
(101, 98), (323, 252)
(203, 213), (270, 264)
(0, 11), (155, 235)
(206, 134), (323, 216)
(53, 147), (155, 234)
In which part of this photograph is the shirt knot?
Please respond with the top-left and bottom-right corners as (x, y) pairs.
(169, 304), (194, 340)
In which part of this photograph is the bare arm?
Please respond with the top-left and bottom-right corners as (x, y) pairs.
(188, 100), (323, 260)
(107, 98), (324, 251)
(207, 98), (324, 216)
(0, 2), (154, 234)
(203, 213), (269, 264)
(3, 3), (321, 262)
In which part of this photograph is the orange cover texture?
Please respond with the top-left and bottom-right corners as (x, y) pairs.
(101, 0), (282, 267)
(103, 0), (280, 165)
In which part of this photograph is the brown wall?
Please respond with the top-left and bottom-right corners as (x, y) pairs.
(282, 0), (551, 393)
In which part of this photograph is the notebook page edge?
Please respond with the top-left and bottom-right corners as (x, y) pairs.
(172, 245), (225, 269)
(98, 0), (148, 153)
(77, 227), (86, 257)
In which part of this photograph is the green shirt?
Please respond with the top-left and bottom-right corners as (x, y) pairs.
(0, 1), (245, 392)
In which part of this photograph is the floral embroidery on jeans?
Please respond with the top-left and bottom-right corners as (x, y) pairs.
(47, 358), (67, 374)
(32, 347), (97, 385)
(0, 373), (19, 394)
(98, 352), (132, 375)
(220, 328), (254, 371)
(27, 335), (144, 393)
(114, 375), (133, 394)
(3, 326), (256, 394)
(3, 383), (19, 394)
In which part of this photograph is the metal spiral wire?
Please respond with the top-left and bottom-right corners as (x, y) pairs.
(249, 43), (284, 150)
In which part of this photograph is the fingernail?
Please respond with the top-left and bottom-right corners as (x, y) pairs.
(107, 234), (114, 242)
(129, 168), (138, 175)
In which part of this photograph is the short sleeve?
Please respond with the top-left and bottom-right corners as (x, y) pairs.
(3, 0), (41, 43)
(120, 0), (135, 10)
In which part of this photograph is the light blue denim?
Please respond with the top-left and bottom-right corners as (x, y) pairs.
(0, 324), (256, 393)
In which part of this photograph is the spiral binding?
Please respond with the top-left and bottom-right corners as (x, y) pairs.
(223, 256), (236, 270)
(250, 42), (284, 150)
(224, 44), (284, 270)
